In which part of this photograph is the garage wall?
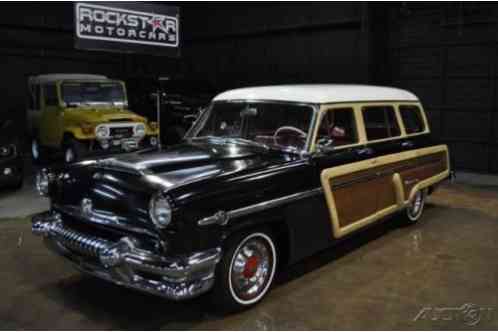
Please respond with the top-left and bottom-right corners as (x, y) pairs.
(0, 3), (181, 124)
(387, 3), (498, 173)
(181, 3), (372, 90)
(2, 3), (496, 174)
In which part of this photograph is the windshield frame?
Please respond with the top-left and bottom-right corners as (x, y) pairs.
(60, 80), (128, 107)
(186, 99), (320, 154)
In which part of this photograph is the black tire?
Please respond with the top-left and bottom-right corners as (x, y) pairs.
(12, 175), (23, 190)
(403, 188), (427, 223)
(31, 137), (45, 165)
(211, 229), (277, 313)
(62, 137), (87, 164)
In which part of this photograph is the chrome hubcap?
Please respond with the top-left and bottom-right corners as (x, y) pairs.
(65, 148), (75, 163)
(230, 237), (272, 302)
(32, 140), (39, 159)
(408, 191), (424, 219)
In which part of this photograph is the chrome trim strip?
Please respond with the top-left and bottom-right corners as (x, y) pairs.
(198, 187), (324, 226)
(53, 204), (158, 238)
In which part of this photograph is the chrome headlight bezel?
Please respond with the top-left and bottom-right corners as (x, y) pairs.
(134, 123), (146, 137)
(95, 125), (109, 139)
(149, 193), (172, 229)
(35, 169), (51, 196)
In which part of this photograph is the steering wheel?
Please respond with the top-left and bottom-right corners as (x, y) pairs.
(273, 126), (307, 139)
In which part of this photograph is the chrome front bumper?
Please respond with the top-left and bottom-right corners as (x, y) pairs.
(32, 212), (222, 301)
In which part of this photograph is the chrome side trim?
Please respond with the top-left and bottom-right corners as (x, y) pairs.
(198, 187), (324, 226)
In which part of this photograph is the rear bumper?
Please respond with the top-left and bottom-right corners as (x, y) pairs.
(32, 211), (221, 301)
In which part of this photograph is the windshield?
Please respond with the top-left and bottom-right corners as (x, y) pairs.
(188, 101), (315, 152)
(61, 82), (126, 106)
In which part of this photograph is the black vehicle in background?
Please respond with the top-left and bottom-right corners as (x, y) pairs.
(126, 76), (217, 145)
(0, 117), (23, 190)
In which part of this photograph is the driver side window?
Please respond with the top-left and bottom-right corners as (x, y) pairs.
(316, 108), (358, 149)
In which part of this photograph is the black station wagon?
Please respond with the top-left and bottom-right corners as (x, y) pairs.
(32, 85), (451, 311)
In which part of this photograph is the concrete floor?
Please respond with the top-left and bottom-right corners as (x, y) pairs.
(1, 171), (498, 329)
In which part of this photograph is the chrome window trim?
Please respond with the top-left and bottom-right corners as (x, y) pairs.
(198, 187), (323, 226)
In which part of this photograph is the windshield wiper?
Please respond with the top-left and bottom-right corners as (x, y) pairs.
(224, 137), (270, 151)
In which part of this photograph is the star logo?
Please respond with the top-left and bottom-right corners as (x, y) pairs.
(148, 16), (166, 33)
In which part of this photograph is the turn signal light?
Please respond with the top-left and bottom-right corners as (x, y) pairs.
(81, 123), (94, 135)
(149, 122), (158, 131)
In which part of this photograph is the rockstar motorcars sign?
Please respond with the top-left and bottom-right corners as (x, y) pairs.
(74, 2), (180, 56)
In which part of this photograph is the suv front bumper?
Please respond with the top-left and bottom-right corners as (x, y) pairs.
(32, 212), (221, 301)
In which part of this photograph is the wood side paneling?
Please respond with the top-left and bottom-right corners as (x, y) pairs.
(328, 150), (447, 227)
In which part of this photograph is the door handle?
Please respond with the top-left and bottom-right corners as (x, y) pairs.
(401, 141), (415, 149)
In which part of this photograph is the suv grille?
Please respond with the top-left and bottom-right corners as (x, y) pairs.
(110, 127), (133, 138)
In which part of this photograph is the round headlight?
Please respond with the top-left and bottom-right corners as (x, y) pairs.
(149, 193), (172, 228)
(35, 169), (51, 196)
(95, 126), (109, 139)
(0, 146), (11, 157)
(135, 123), (146, 137)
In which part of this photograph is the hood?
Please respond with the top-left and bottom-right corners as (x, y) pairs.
(63, 107), (146, 124)
(92, 141), (296, 191)
(51, 141), (299, 235)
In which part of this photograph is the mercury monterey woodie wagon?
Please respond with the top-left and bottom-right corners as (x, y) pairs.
(32, 85), (451, 311)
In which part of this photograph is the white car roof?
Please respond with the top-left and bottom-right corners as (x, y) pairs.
(28, 74), (109, 84)
(213, 84), (419, 104)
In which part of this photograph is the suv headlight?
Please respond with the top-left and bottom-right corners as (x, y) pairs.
(0, 145), (12, 157)
(95, 126), (109, 139)
(149, 193), (172, 228)
(134, 123), (146, 137)
(35, 169), (51, 196)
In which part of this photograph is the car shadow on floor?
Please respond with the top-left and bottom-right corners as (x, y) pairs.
(36, 206), (436, 329)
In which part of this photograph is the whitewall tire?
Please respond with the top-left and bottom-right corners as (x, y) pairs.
(405, 189), (427, 223)
(212, 230), (277, 312)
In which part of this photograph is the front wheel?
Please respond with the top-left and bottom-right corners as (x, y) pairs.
(211, 230), (277, 313)
(63, 138), (86, 164)
(404, 189), (427, 223)
(31, 138), (44, 165)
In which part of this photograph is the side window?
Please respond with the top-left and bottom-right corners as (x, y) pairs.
(362, 105), (400, 141)
(316, 108), (358, 148)
(399, 105), (426, 134)
(44, 84), (59, 107)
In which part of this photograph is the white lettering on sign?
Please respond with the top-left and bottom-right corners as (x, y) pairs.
(76, 3), (179, 48)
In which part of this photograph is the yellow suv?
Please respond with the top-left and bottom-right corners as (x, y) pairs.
(27, 74), (159, 163)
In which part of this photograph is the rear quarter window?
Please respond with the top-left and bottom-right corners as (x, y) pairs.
(399, 105), (426, 134)
(362, 105), (401, 141)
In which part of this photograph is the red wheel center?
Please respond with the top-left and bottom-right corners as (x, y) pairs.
(243, 256), (260, 278)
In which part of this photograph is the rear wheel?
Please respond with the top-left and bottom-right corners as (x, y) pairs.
(211, 230), (277, 313)
(404, 189), (427, 223)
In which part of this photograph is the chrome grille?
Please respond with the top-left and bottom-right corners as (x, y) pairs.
(49, 222), (112, 257)
(110, 127), (133, 138)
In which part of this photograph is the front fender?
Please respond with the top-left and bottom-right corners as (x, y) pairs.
(64, 126), (95, 140)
